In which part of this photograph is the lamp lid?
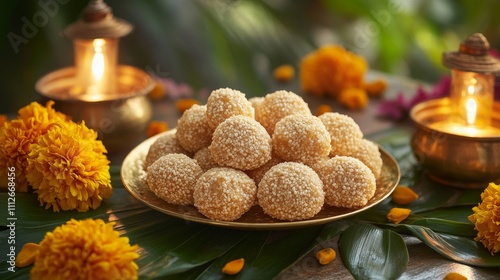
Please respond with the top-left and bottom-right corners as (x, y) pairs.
(64, 0), (132, 39)
(442, 33), (500, 74)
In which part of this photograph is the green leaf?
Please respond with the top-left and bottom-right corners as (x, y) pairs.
(197, 226), (321, 279)
(405, 225), (500, 267)
(418, 206), (475, 224)
(339, 223), (408, 280)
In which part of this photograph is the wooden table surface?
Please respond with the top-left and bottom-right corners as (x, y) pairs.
(109, 72), (500, 279)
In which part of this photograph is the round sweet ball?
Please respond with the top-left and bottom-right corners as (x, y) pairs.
(209, 115), (272, 170)
(319, 112), (363, 157)
(193, 147), (219, 172)
(249, 96), (264, 111)
(145, 132), (190, 169)
(258, 162), (324, 221)
(246, 154), (283, 185)
(205, 88), (254, 130)
(272, 114), (331, 163)
(146, 153), (203, 205)
(255, 90), (312, 135)
(353, 139), (383, 179)
(302, 155), (330, 174)
(194, 167), (256, 221)
(176, 104), (214, 153)
(316, 156), (376, 208)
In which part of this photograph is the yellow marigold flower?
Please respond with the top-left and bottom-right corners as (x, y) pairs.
(315, 104), (333, 116)
(31, 219), (139, 280)
(147, 120), (168, 137)
(176, 98), (201, 113)
(300, 45), (368, 97)
(26, 120), (112, 212)
(338, 88), (369, 110)
(273, 64), (295, 82)
(468, 182), (500, 254)
(0, 114), (7, 128)
(0, 101), (68, 192)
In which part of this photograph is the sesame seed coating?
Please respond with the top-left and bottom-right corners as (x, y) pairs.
(176, 105), (214, 153)
(246, 154), (283, 185)
(316, 156), (376, 208)
(145, 132), (190, 169)
(146, 153), (203, 205)
(193, 147), (219, 172)
(272, 115), (331, 163)
(255, 90), (312, 135)
(209, 115), (272, 170)
(194, 167), (256, 221)
(258, 162), (324, 221)
(318, 112), (363, 157)
(205, 88), (254, 130)
(302, 155), (330, 174)
(249, 96), (264, 111)
(353, 139), (383, 179)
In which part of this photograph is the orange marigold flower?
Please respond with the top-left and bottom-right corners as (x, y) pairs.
(469, 182), (500, 254)
(273, 64), (295, 82)
(176, 98), (201, 113)
(0, 114), (7, 128)
(26, 120), (112, 212)
(147, 120), (168, 137)
(364, 79), (387, 97)
(300, 45), (368, 97)
(338, 88), (369, 110)
(31, 219), (139, 280)
(0, 101), (68, 192)
(148, 81), (166, 100)
(315, 104), (333, 116)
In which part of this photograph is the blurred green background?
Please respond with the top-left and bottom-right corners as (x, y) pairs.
(1, 0), (499, 114)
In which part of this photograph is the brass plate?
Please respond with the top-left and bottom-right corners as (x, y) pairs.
(121, 130), (401, 230)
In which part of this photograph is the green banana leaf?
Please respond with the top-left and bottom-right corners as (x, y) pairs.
(339, 223), (409, 280)
(405, 225), (500, 267)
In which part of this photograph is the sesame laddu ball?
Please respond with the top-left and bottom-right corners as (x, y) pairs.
(194, 167), (256, 221)
(176, 104), (213, 153)
(249, 96), (264, 119)
(353, 139), (383, 179)
(316, 156), (376, 208)
(272, 114), (331, 163)
(146, 153), (203, 205)
(249, 96), (264, 111)
(246, 154), (283, 185)
(205, 88), (254, 130)
(302, 155), (330, 174)
(318, 112), (363, 157)
(193, 147), (219, 172)
(255, 90), (312, 135)
(209, 115), (272, 170)
(145, 132), (190, 169)
(258, 162), (324, 221)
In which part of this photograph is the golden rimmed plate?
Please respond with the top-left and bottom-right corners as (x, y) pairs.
(121, 130), (401, 230)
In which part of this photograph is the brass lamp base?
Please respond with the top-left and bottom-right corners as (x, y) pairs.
(410, 97), (500, 189)
(35, 65), (154, 154)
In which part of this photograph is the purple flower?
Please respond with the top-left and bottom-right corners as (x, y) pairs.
(377, 92), (408, 121)
(377, 76), (451, 121)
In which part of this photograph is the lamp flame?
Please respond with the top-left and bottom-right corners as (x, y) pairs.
(466, 98), (477, 125)
(91, 40), (105, 82)
(87, 39), (106, 99)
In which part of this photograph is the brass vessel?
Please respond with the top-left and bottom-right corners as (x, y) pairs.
(410, 97), (500, 188)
